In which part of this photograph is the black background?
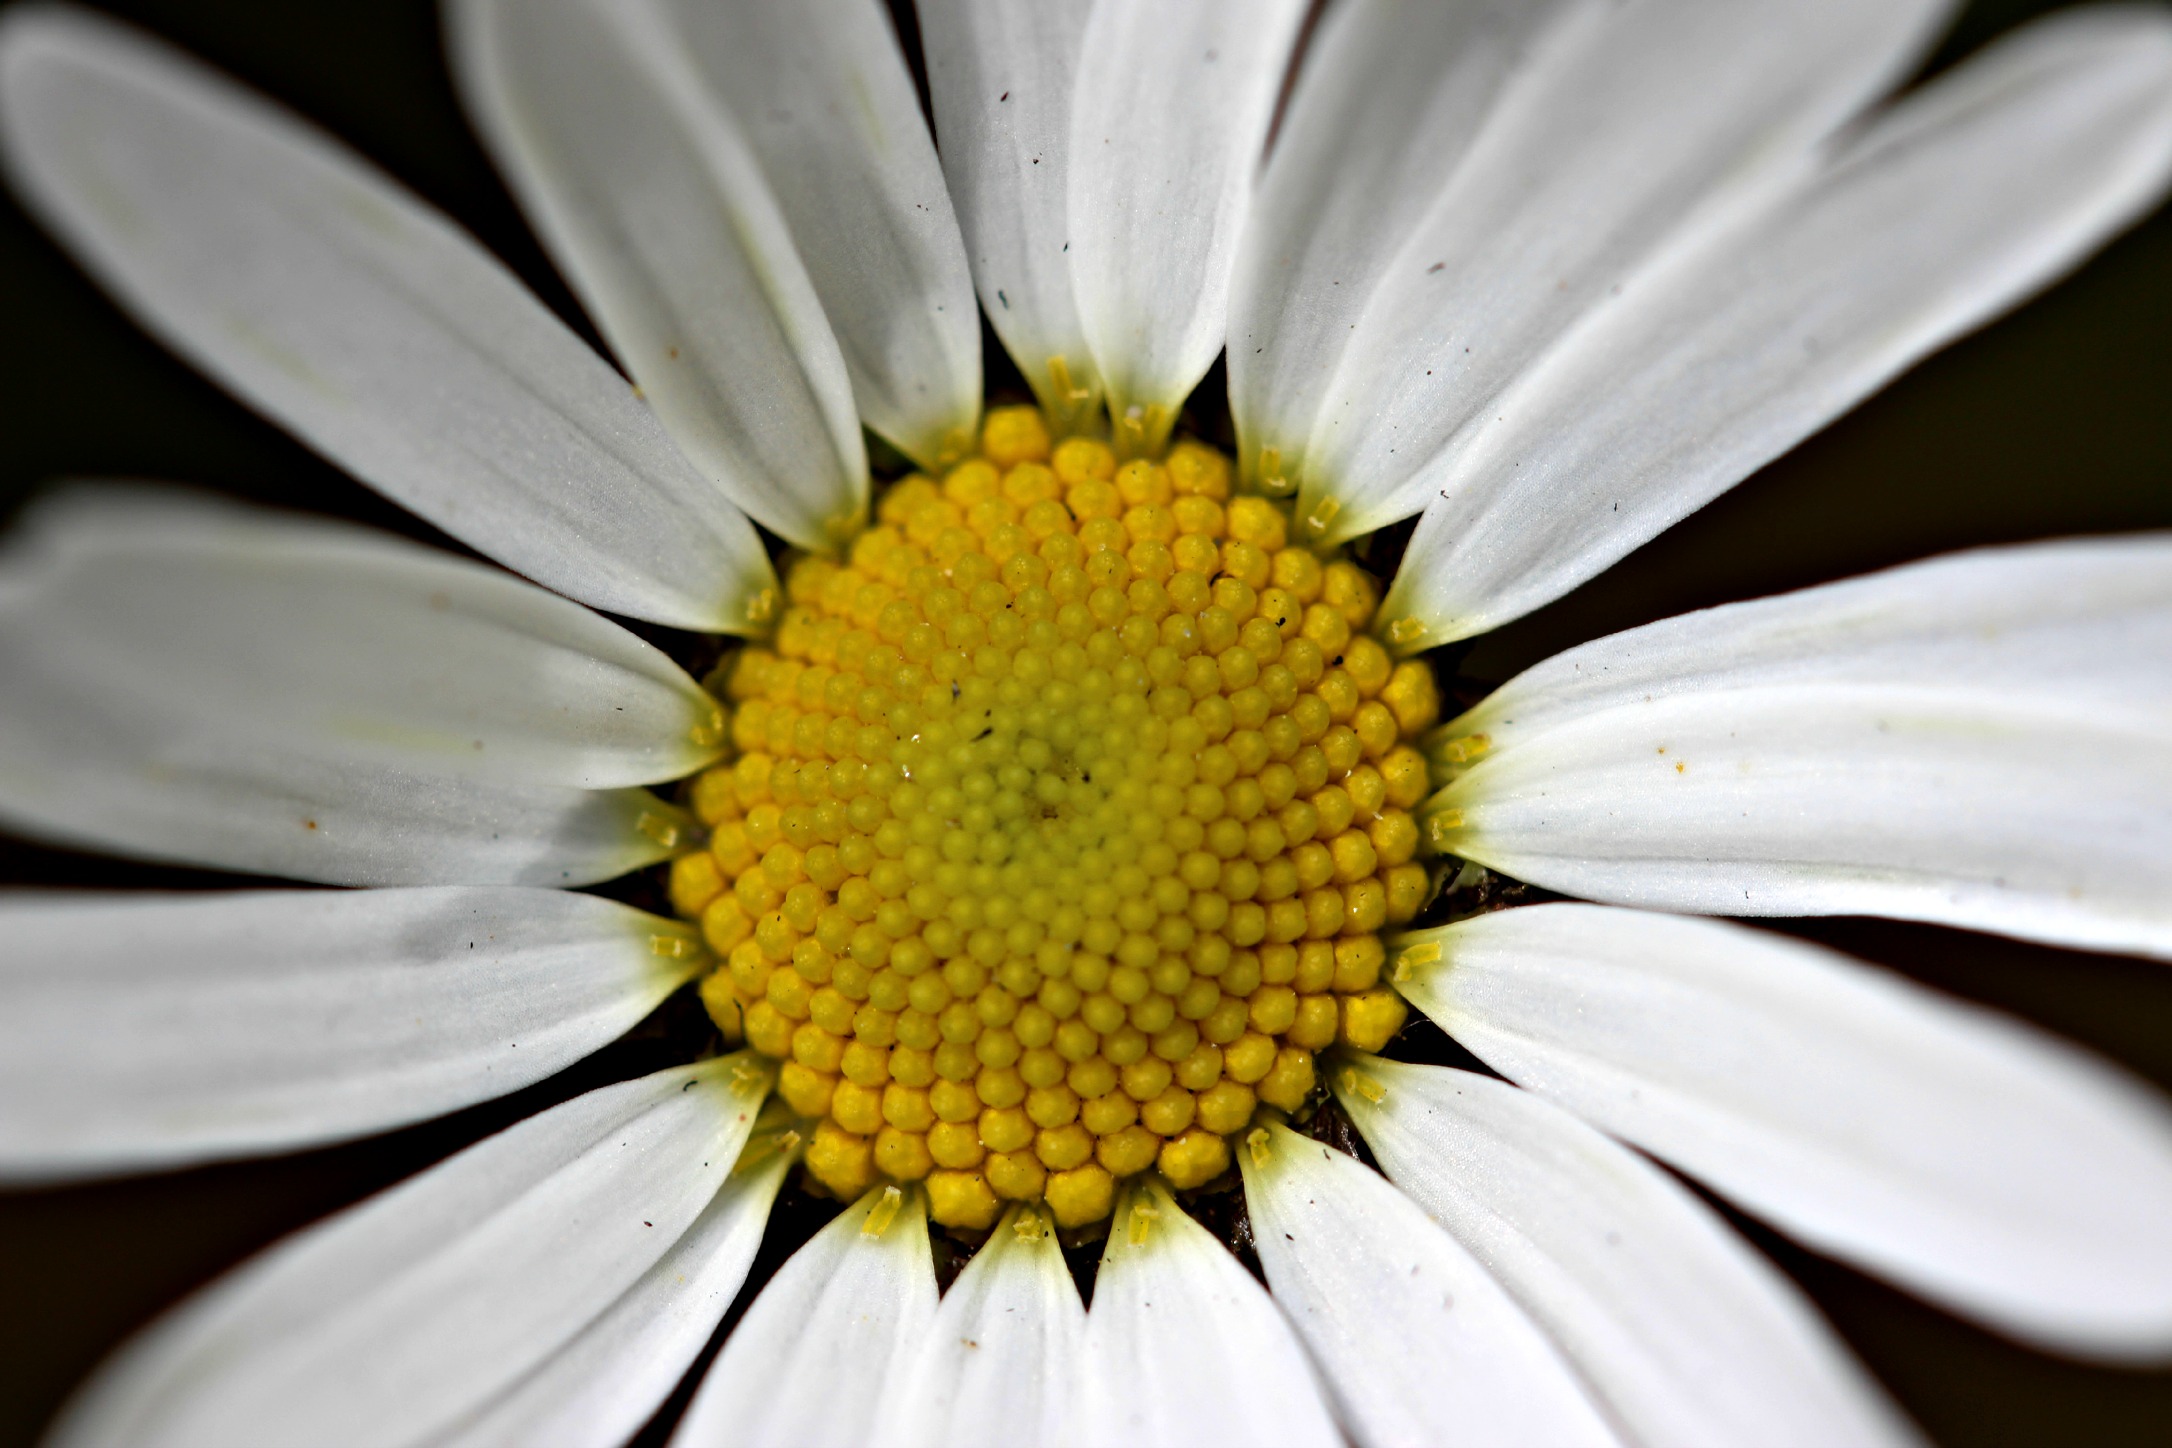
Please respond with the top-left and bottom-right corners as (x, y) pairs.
(3, 1), (2171, 1443)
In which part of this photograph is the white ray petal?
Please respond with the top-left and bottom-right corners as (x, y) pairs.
(0, 664), (684, 887)
(47, 1056), (775, 1448)
(1240, 1120), (1621, 1448)
(1228, 0), (1578, 491)
(1082, 1176), (1340, 1448)
(1068, 0), (1308, 449)
(443, 1138), (796, 1448)
(1384, 6), (2172, 642)
(1336, 1057), (1921, 1448)
(1439, 688), (2172, 956)
(0, 6), (774, 632)
(0, 886), (704, 1181)
(662, 0), (980, 468)
(1445, 535), (2172, 746)
(1430, 536), (2172, 957)
(0, 488), (724, 791)
(0, 499), (691, 887)
(876, 1203), (1083, 1448)
(1287, 0), (1950, 544)
(448, 0), (867, 549)
(674, 1183), (937, 1448)
(916, 0), (1098, 431)
(1395, 905), (2172, 1360)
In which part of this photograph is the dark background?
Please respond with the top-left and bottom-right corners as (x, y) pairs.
(3, 1), (2170, 1443)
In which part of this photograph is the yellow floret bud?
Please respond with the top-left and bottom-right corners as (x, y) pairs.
(1045, 1164), (1116, 1228)
(744, 1000), (794, 1059)
(1339, 988), (1409, 1053)
(1157, 1126), (1230, 1190)
(927, 1168), (1001, 1230)
(1322, 561), (1380, 628)
(929, 1120), (985, 1169)
(701, 895), (754, 955)
(1166, 440), (1231, 499)
(1035, 1122), (1095, 1171)
(805, 1120), (874, 1200)
(1384, 864), (1431, 924)
(1286, 995), (1340, 1051)
(875, 1125), (935, 1181)
(1195, 1080), (1257, 1135)
(1381, 661), (1442, 735)
(1052, 435), (1117, 485)
(698, 970), (745, 1045)
(831, 1079), (885, 1136)
(1257, 1046), (1317, 1112)
(986, 1149), (1048, 1201)
(1095, 1123), (1161, 1177)
(778, 1062), (837, 1118)
(690, 769), (740, 827)
(671, 851), (726, 917)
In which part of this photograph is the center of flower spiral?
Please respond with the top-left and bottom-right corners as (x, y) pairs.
(669, 407), (1441, 1231)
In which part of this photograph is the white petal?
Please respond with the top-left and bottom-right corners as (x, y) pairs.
(1239, 1120), (1621, 1448)
(0, 886), (704, 1181)
(0, 488), (724, 791)
(0, 507), (691, 886)
(916, 0), (1099, 431)
(448, 0), (867, 549)
(1228, 0), (1571, 490)
(663, 0), (980, 468)
(1082, 1176), (1340, 1448)
(876, 1203), (1083, 1448)
(1444, 535), (2172, 745)
(675, 1183), (937, 1448)
(1068, 0), (1308, 447)
(0, 718), (681, 887)
(443, 1137), (795, 1448)
(1288, 0), (1949, 544)
(1395, 905), (2172, 1360)
(1335, 1057), (1920, 1448)
(1431, 536), (2172, 957)
(0, 7), (774, 632)
(48, 1056), (776, 1448)
(1384, 6), (2172, 642)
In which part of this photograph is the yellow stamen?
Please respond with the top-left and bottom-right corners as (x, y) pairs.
(730, 1058), (773, 1099)
(732, 1126), (803, 1177)
(648, 932), (701, 961)
(689, 706), (728, 748)
(1046, 356), (1093, 406)
(635, 810), (681, 850)
(1340, 1066), (1386, 1105)
(1011, 1203), (1051, 1243)
(1127, 1198), (1159, 1247)
(862, 1183), (905, 1238)
(1435, 733), (1490, 765)
(1111, 402), (1170, 459)
(1391, 940), (1440, 982)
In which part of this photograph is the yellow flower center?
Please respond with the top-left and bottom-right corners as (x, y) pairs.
(669, 407), (1441, 1231)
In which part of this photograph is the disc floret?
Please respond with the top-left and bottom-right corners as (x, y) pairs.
(670, 407), (1440, 1231)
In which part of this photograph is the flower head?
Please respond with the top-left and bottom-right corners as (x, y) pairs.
(3, 1), (2172, 1444)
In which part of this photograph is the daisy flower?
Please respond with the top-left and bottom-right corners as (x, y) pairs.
(3, 0), (2172, 1444)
